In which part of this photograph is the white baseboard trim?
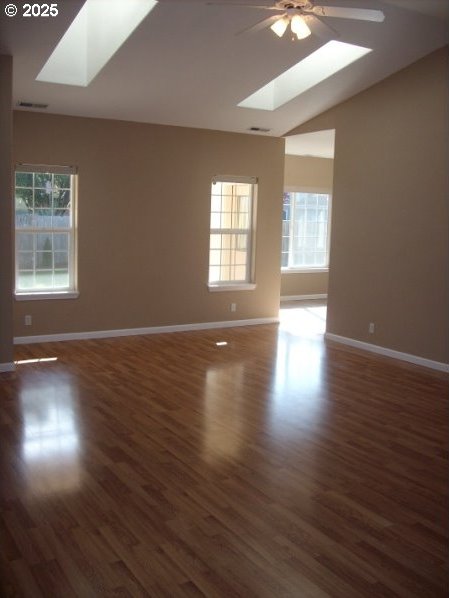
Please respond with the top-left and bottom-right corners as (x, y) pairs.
(325, 333), (449, 373)
(14, 317), (279, 345)
(281, 294), (327, 302)
(0, 362), (15, 373)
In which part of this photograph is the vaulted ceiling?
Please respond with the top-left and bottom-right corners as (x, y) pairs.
(1, 0), (448, 146)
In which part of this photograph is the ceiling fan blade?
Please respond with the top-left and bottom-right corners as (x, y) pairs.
(237, 14), (284, 35)
(311, 6), (385, 22)
(304, 14), (339, 39)
(206, 2), (282, 10)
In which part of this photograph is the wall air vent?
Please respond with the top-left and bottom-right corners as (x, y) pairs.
(17, 101), (49, 109)
(248, 127), (271, 132)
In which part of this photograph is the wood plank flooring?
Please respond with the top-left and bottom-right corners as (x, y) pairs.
(1, 315), (448, 596)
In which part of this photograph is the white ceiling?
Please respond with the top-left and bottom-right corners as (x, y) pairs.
(285, 129), (335, 158)
(0, 0), (448, 154)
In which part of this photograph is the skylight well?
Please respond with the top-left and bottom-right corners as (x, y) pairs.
(238, 40), (372, 111)
(37, 0), (157, 87)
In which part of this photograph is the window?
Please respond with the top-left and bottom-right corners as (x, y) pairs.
(208, 177), (257, 289)
(282, 191), (331, 270)
(15, 164), (78, 298)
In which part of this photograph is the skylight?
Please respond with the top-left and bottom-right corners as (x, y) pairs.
(36, 0), (157, 87)
(238, 40), (372, 111)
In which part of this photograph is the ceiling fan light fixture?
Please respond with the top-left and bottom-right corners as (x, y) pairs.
(290, 15), (311, 39)
(270, 16), (289, 37)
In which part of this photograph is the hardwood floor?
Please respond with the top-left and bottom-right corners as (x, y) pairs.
(1, 312), (448, 597)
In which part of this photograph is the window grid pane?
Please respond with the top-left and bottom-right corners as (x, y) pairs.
(282, 192), (330, 269)
(15, 169), (75, 293)
(209, 180), (255, 285)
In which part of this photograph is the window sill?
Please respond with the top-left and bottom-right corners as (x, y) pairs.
(281, 268), (329, 274)
(15, 291), (79, 301)
(208, 283), (256, 292)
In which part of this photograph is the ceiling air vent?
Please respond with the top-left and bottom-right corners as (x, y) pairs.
(17, 101), (48, 109)
(248, 127), (271, 132)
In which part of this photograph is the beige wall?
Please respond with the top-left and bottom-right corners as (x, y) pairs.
(288, 47), (449, 363)
(281, 154), (333, 298)
(13, 113), (285, 337)
(284, 155), (334, 190)
(281, 270), (329, 298)
(0, 56), (14, 366)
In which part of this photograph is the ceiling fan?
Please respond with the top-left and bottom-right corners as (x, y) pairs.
(208, 1), (385, 40)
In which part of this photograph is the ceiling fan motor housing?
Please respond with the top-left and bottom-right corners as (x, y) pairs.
(276, 0), (314, 10)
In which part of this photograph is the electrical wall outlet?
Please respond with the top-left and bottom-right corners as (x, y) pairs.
(368, 322), (375, 334)
(230, 303), (237, 312)
(25, 315), (32, 326)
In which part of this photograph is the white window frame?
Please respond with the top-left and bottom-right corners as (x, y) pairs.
(281, 188), (332, 273)
(14, 163), (79, 300)
(208, 175), (257, 292)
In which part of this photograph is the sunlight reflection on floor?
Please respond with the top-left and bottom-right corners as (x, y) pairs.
(279, 302), (327, 337)
(19, 374), (81, 497)
(270, 301), (328, 437)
